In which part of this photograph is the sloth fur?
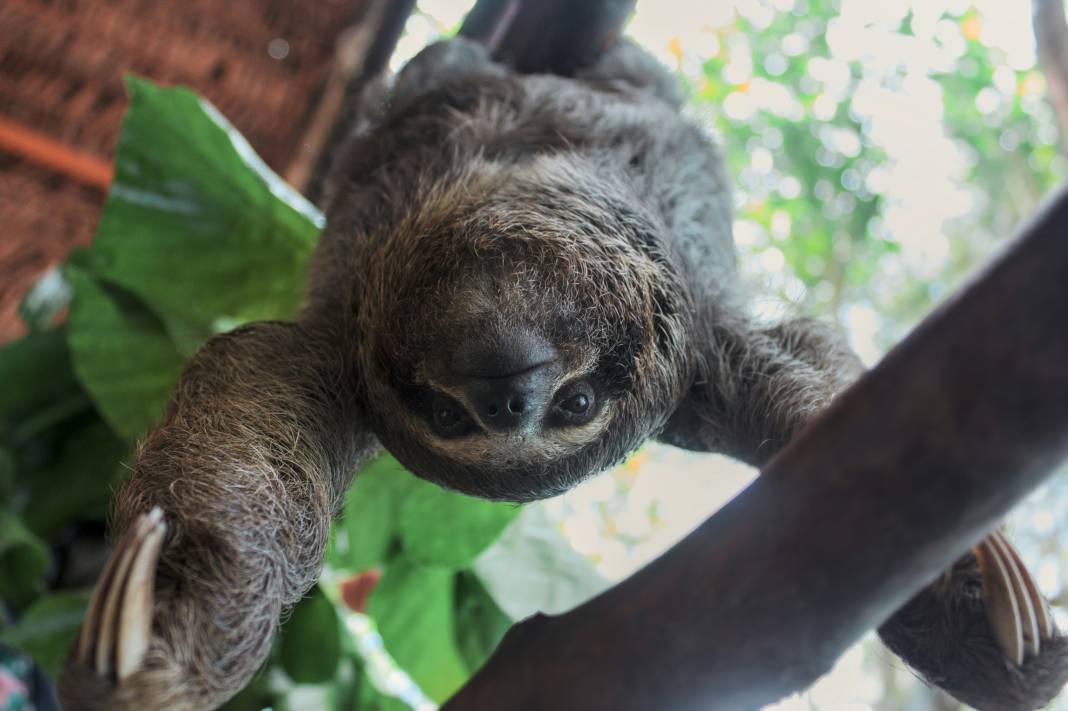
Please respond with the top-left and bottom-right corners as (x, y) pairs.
(58, 38), (1067, 711)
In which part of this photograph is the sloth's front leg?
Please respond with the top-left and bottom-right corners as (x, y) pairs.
(659, 316), (1068, 709)
(58, 322), (379, 710)
(880, 531), (1068, 711)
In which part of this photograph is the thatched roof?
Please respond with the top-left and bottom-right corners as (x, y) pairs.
(0, 0), (368, 342)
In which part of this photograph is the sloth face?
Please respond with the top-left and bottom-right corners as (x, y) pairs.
(352, 156), (691, 501)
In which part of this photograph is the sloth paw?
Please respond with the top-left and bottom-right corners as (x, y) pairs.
(59, 508), (174, 710)
(879, 530), (1068, 711)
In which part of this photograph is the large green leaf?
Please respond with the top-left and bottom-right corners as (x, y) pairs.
(216, 674), (277, 711)
(0, 447), (12, 504)
(334, 456), (415, 572)
(0, 590), (90, 678)
(453, 570), (511, 674)
(19, 420), (128, 536)
(0, 509), (50, 607)
(280, 586), (341, 684)
(65, 264), (186, 439)
(472, 505), (609, 620)
(398, 478), (520, 570)
(367, 561), (469, 702)
(0, 329), (81, 425)
(87, 77), (321, 354)
(354, 679), (409, 711)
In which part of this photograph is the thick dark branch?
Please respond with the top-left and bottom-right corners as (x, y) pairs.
(457, 0), (522, 51)
(298, 0), (417, 204)
(461, 0), (636, 74)
(1034, 0), (1068, 150)
(303, 0), (635, 202)
(444, 187), (1068, 710)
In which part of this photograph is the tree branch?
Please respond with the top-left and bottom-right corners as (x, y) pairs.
(462, 0), (636, 74)
(298, 0), (636, 202)
(1034, 0), (1068, 151)
(443, 186), (1068, 709)
(297, 0), (418, 205)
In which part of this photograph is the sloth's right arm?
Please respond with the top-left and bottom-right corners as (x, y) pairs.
(59, 321), (380, 711)
(660, 316), (1068, 710)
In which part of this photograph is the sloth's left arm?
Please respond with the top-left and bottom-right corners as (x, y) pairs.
(59, 322), (380, 711)
(658, 316), (1068, 710)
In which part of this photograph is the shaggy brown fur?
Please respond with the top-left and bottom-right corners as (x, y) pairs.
(59, 38), (1066, 710)
(880, 554), (1068, 711)
(60, 322), (378, 709)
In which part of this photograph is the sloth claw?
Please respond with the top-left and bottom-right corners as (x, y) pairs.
(974, 530), (1056, 667)
(74, 508), (166, 682)
(880, 526), (1068, 710)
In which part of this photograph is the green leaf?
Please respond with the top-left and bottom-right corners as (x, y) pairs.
(280, 586), (341, 684)
(398, 478), (519, 570)
(19, 420), (128, 536)
(0, 590), (90, 678)
(0, 329), (81, 424)
(86, 76), (322, 354)
(0, 509), (50, 608)
(335, 455), (414, 571)
(355, 679), (409, 711)
(368, 561), (469, 702)
(0, 447), (12, 503)
(65, 264), (186, 439)
(453, 570), (511, 673)
(216, 674), (276, 711)
(471, 505), (609, 620)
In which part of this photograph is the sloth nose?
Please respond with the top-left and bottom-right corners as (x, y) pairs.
(462, 367), (555, 432)
(450, 326), (558, 379)
(450, 327), (560, 432)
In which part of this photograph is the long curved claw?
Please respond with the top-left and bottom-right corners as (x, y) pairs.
(74, 508), (166, 682)
(995, 529), (1056, 641)
(974, 529), (1055, 667)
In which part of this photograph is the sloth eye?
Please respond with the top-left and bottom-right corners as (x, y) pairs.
(435, 405), (461, 428)
(560, 393), (590, 414)
(552, 383), (596, 426)
(430, 396), (470, 436)
(434, 403), (462, 429)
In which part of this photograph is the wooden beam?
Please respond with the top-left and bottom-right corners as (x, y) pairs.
(1033, 0), (1068, 153)
(0, 117), (112, 190)
(443, 186), (1068, 709)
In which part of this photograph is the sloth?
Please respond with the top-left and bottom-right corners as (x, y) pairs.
(59, 37), (1067, 710)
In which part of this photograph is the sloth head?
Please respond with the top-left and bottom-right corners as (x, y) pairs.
(345, 155), (692, 501)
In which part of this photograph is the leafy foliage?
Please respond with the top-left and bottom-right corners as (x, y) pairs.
(676, 1), (1065, 354)
(368, 562), (470, 701)
(280, 586), (342, 684)
(0, 592), (90, 678)
(65, 261), (187, 439)
(88, 78), (321, 356)
(398, 480), (519, 570)
(0, 510), (49, 608)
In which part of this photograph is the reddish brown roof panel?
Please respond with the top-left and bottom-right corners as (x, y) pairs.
(0, 0), (367, 341)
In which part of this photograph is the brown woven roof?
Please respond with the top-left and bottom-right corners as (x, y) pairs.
(0, 0), (368, 342)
